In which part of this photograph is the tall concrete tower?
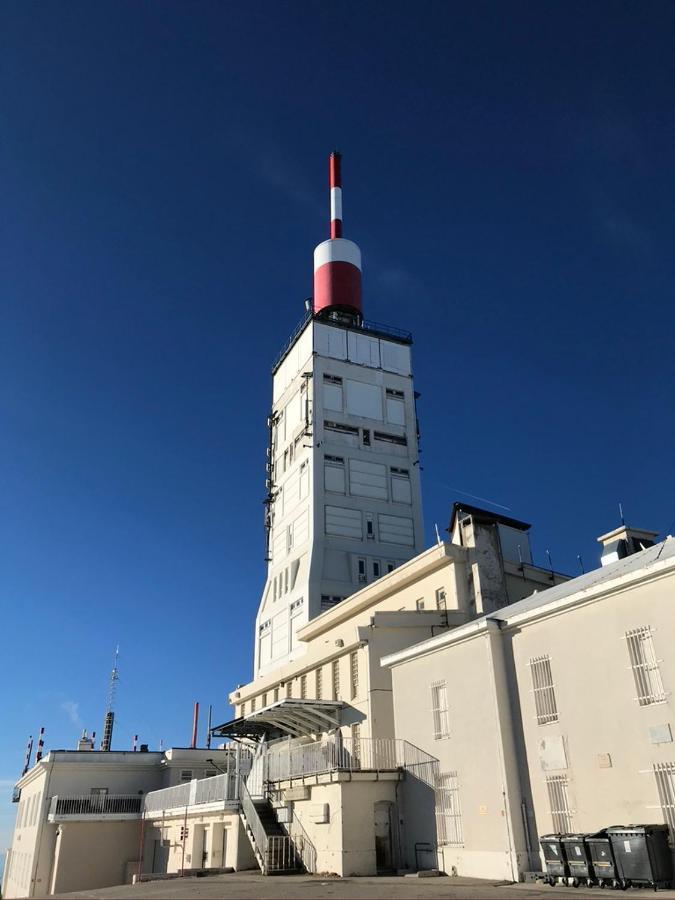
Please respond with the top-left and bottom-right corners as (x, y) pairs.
(254, 153), (424, 677)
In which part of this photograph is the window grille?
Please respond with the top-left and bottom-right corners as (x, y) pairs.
(332, 659), (341, 700)
(416, 598), (425, 610)
(529, 655), (559, 725)
(436, 589), (447, 611)
(625, 626), (667, 706)
(180, 770), (193, 782)
(546, 774), (573, 832)
(436, 771), (463, 845)
(316, 667), (323, 700)
(286, 681), (292, 698)
(350, 651), (359, 700)
(251, 696), (256, 712)
(300, 674), (307, 699)
(261, 692), (267, 708)
(653, 763), (675, 838)
(273, 687), (279, 703)
(351, 723), (361, 762)
(431, 680), (450, 739)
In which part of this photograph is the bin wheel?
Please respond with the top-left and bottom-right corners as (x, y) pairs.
(572, 878), (580, 888)
(620, 880), (629, 891)
(612, 880), (620, 890)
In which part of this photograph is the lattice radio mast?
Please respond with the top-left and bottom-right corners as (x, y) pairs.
(100, 645), (119, 751)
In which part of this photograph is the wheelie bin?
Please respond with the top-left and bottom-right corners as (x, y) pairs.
(606, 824), (673, 890)
(540, 833), (570, 886)
(562, 833), (595, 886)
(585, 830), (620, 888)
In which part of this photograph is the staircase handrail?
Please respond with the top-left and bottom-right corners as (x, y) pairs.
(288, 807), (317, 873)
(239, 775), (269, 871)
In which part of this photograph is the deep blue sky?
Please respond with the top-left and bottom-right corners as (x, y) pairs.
(1, 0), (674, 846)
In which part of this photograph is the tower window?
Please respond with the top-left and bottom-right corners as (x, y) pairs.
(373, 560), (381, 578)
(529, 655), (558, 725)
(358, 558), (367, 583)
(366, 513), (375, 539)
(362, 429), (371, 447)
(374, 430), (407, 446)
(332, 659), (341, 700)
(625, 626), (667, 706)
(323, 375), (343, 413)
(436, 589), (447, 611)
(431, 680), (450, 739)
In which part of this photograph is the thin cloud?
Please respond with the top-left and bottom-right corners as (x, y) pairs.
(61, 700), (83, 730)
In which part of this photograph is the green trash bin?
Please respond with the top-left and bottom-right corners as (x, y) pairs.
(606, 824), (673, 890)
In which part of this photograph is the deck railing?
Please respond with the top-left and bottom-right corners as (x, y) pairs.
(49, 794), (142, 817)
(264, 736), (438, 786)
(143, 772), (239, 815)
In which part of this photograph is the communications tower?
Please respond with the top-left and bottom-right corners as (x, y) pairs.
(254, 153), (424, 677)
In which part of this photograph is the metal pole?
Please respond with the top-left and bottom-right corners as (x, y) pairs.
(206, 705), (212, 750)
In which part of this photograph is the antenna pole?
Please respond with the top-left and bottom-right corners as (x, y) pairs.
(101, 646), (120, 752)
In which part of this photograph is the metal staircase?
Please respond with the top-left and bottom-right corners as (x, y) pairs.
(239, 776), (302, 874)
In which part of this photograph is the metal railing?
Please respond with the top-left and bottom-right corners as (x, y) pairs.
(195, 772), (238, 805)
(49, 794), (142, 817)
(143, 781), (191, 814)
(264, 736), (438, 786)
(239, 776), (298, 874)
(288, 808), (317, 873)
(143, 772), (240, 815)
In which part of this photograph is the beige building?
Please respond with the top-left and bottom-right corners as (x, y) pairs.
(384, 526), (675, 880)
(2, 746), (240, 898)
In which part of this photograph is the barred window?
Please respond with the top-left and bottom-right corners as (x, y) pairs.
(435, 588), (447, 611)
(273, 686), (279, 703)
(286, 680), (292, 698)
(332, 659), (341, 700)
(625, 626), (667, 706)
(431, 680), (450, 739)
(350, 651), (359, 700)
(251, 696), (256, 712)
(653, 763), (675, 838)
(529, 655), (559, 725)
(546, 774), (573, 832)
(316, 667), (323, 700)
(351, 723), (361, 762)
(300, 674), (307, 699)
(436, 771), (463, 845)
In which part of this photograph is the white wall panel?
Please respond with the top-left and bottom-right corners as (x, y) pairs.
(391, 474), (412, 504)
(381, 341), (410, 375)
(347, 332), (380, 368)
(386, 395), (405, 425)
(259, 632), (272, 667)
(294, 508), (309, 546)
(315, 322), (347, 360)
(323, 382), (343, 411)
(325, 505), (363, 539)
(349, 459), (388, 500)
(325, 462), (346, 493)
(346, 380), (382, 420)
(272, 528), (286, 560)
(378, 513), (415, 546)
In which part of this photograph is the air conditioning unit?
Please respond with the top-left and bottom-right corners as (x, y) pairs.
(358, 574), (367, 583)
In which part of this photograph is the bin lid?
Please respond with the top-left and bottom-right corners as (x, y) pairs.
(561, 834), (589, 841)
(606, 824), (669, 836)
(540, 834), (566, 841)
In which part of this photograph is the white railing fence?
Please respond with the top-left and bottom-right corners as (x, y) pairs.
(143, 782), (191, 814)
(49, 794), (142, 817)
(264, 736), (439, 787)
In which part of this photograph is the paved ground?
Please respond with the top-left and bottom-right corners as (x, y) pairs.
(50, 871), (675, 900)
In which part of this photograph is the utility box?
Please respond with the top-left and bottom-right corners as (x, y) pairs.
(309, 803), (329, 824)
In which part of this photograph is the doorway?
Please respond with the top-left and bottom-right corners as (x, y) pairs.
(374, 801), (396, 873)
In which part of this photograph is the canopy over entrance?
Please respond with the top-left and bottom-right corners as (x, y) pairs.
(211, 698), (343, 740)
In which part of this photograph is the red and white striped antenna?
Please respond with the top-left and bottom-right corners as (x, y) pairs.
(35, 727), (45, 763)
(329, 151), (343, 239)
(313, 151), (362, 319)
(21, 734), (34, 776)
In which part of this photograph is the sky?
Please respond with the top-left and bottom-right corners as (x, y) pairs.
(1, 0), (674, 851)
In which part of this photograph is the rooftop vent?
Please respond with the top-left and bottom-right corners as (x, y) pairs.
(597, 524), (659, 567)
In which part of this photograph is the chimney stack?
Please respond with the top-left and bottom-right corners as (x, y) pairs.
(597, 524), (659, 567)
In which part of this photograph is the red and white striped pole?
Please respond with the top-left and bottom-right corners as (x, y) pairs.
(35, 727), (45, 763)
(313, 151), (363, 318)
(329, 152), (343, 239)
(22, 735), (34, 776)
